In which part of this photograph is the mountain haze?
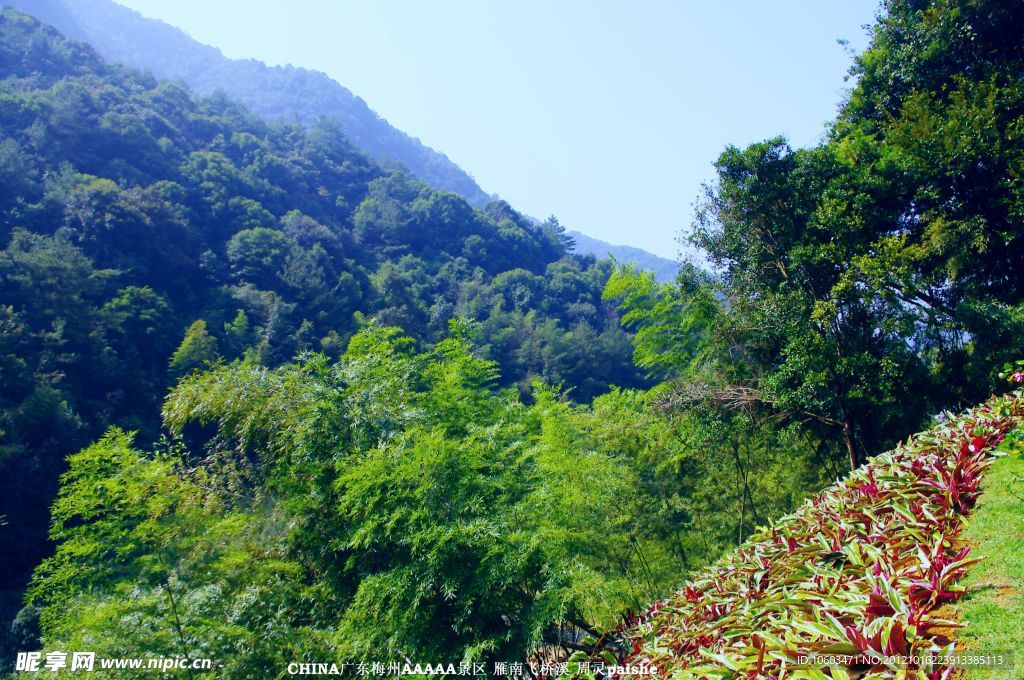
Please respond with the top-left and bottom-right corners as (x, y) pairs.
(569, 231), (679, 282)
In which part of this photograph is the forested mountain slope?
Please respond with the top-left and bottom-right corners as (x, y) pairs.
(0, 8), (648, 660)
(4, 0), (681, 280)
(4, 0), (495, 207)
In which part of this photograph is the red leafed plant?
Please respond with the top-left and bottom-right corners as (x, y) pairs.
(615, 390), (1023, 678)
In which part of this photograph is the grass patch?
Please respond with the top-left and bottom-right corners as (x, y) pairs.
(956, 427), (1024, 678)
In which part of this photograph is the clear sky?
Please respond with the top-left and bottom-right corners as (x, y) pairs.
(115, 0), (880, 260)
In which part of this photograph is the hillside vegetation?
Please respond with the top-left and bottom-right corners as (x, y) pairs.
(622, 391), (1023, 677)
(0, 7), (647, 659)
(568, 231), (679, 283)
(5, 0), (682, 279)
(2, 0), (1024, 675)
(5, 0), (495, 206)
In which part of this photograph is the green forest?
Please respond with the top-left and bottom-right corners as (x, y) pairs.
(2, 0), (682, 282)
(1, 0), (1023, 677)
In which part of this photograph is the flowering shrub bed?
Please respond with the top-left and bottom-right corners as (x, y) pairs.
(622, 391), (1024, 678)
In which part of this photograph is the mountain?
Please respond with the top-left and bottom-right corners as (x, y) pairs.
(4, 0), (678, 279)
(0, 8), (649, 661)
(568, 230), (678, 282)
(4, 0), (494, 206)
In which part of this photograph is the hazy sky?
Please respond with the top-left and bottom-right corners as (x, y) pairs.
(115, 0), (880, 259)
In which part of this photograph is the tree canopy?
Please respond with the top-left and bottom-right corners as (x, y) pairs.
(0, 8), (646, 659)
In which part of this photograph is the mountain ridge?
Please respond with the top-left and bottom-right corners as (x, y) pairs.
(569, 230), (679, 282)
(3, 0), (679, 281)
(4, 0), (494, 204)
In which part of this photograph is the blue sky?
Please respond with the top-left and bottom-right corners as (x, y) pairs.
(116, 0), (880, 259)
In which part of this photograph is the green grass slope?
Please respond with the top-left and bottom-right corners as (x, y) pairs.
(620, 392), (1024, 679)
(954, 429), (1024, 679)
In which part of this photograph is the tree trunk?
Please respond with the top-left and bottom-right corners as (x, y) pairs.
(162, 575), (196, 680)
(843, 418), (858, 471)
(738, 486), (746, 544)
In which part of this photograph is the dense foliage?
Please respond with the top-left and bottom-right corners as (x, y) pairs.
(608, 0), (1024, 474)
(5, 0), (1024, 675)
(24, 325), (686, 674)
(600, 0), (1024, 673)
(0, 7), (645, 660)
(6, 0), (682, 280)
(623, 391), (1023, 677)
(5, 0), (495, 207)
